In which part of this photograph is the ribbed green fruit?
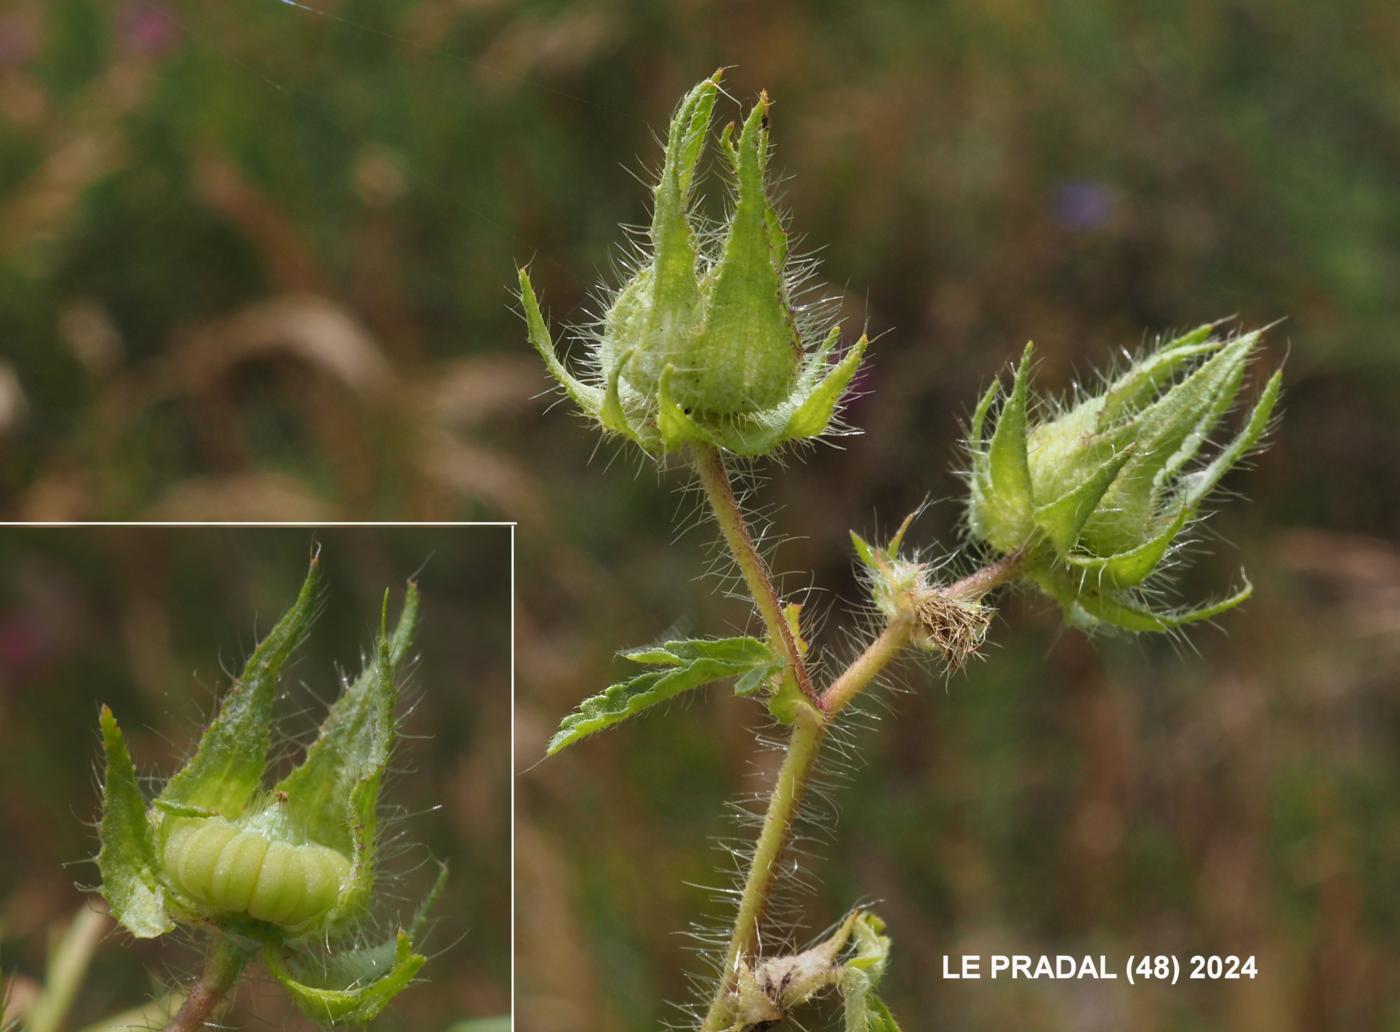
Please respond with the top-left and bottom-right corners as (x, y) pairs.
(162, 817), (350, 928)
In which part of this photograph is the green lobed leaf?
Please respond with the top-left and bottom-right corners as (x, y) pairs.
(624, 637), (773, 668)
(156, 559), (321, 819)
(734, 654), (787, 697)
(274, 582), (419, 860)
(547, 637), (778, 755)
(97, 707), (172, 939)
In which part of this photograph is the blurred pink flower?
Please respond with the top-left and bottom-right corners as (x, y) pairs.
(0, 15), (39, 68)
(118, 1), (179, 59)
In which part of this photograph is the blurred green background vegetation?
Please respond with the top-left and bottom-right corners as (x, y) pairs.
(0, 527), (511, 1028)
(0, 0), (1397, 1029)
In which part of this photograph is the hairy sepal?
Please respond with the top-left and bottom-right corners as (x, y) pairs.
(265, 862), (445, 1025)
(968, 323), (1280, 633)
(98, 706), (173, 938)
(518, 267), (604, 418)
(274, 584), (418, 929)
(519, 77), (868, 460)
(266, 930), (423, 1025)
(970, 343), (1035, 551)
(1039, 567), (1255, 633)
(156, 559), (321, 819)
(1063, 367), (1282, 590)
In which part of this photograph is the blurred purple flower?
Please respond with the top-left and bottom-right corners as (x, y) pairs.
(0, 615), (51, 685)
(1052, 180), (1119, 232)
(0, 16), (38, 68)
(119, 1), (179, 59)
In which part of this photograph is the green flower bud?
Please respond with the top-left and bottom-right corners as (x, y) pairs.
(519, 72), (867, 457)
(96, 556), (445, 1024)
(966, 324), (1282, 632)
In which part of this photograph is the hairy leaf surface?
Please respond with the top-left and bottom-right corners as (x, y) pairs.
(547, 637), (778, 755)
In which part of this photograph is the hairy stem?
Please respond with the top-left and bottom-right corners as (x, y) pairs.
(821, 618), (915, 716)
(700, 704), (825, 1032)
(943, 549), (1025, 600)
(693, 538), (1025, 1029)
(690, 442), (821, 709)
(699, 618), (915, 1031)
(163, 937), (248, 1032)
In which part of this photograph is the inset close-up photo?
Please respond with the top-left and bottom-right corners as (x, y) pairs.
(0, 526), (511, 1031)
